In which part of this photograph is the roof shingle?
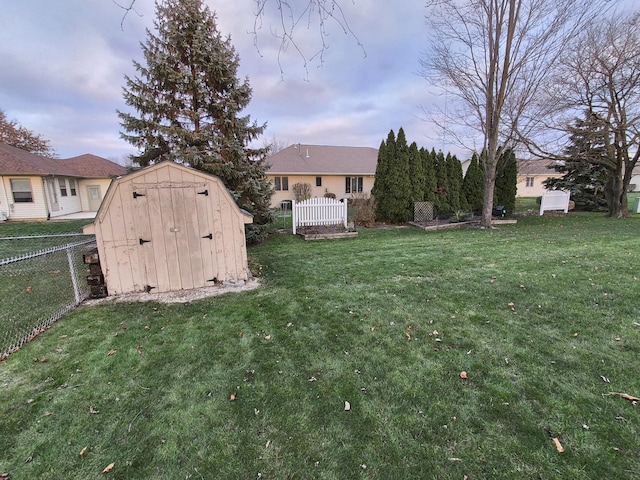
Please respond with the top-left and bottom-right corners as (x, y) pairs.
(0, 143), (127, 178)
(267, 144), (378, 175)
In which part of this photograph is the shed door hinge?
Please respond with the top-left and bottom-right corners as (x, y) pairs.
(133, 191), (145, 199)
(202, 233), (213, 240)
(207, 277), (220, 284)
(197, 189), (209, 196)
(139, 238), (151, 245)
(144, 285), (156, 293)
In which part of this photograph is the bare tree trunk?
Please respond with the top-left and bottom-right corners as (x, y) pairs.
(606, 166), (629, 219)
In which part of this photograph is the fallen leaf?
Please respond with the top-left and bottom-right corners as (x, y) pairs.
(264, 335), (271, 341)
(144, 325), (151, 330)
(25, 286), (32, 293)
(43, 411), (53, 416)
(136, 345), (143, 355)
(344, 401), (351, 411)
(600, 376), (610, 383)
(405, 333), (412, 341)
(615, 337), (621, 342)
(102, 462), (115, 474)
(80, 447), (88, 456)
(618, 393), (640, 402)
(459, 371), (468, 379)
(89, 406), (99, 414)
(107, 350), (116, 356)
(230, 394), (236, 401)
(573, 333), (578, 337)
(552, 437), (564, 453)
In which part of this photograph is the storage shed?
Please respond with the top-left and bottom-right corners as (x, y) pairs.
(83, 161), (253, 295)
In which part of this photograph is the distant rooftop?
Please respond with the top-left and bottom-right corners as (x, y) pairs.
(0, 143), (127, 178)
(266, 144), (378, 175)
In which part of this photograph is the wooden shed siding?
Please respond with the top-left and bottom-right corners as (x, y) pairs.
(90, 162), (251, 295)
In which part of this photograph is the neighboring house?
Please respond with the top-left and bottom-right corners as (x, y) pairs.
(266, 144), (378, 207)
(629, 164), (640, 193)
(0, 143), (127, 221)
(516, 159), (563, 197)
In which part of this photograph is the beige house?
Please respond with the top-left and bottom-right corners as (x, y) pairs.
(0, 143), (127, 221)
(516, 159), (563, 197)
(83, 161), (252, 295)
(266, 144), (378, 207)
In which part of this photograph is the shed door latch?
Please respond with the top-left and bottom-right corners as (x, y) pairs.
(133, 191), (145, 198)
(139, 238), (151, 245)
(197, 189), (209, 196)
(202, 233), (213, 240)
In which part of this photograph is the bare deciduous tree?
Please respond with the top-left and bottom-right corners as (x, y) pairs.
(115, 0), (364, 77)
(549, 13), (640, 218)
(421, 0), (614, 227)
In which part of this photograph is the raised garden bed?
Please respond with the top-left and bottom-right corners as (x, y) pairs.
(295, 224), (358, 240)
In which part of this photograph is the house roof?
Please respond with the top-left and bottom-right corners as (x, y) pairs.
(0, 143), (127, 178)
(518, 159), (561, 176)
(267, 144), (378, 175)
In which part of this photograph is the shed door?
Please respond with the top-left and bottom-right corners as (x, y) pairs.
(133, 184), (217, 293)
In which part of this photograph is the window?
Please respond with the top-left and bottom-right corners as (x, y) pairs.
(59, 179), (68, 197)
(345, 176), (363, 194)
(316, 176), (322, 187)
(274, 176), (288, 191)
(11, 179), (33, 203)
(69, 179), (77, 196)
(525, 177), (534, 187)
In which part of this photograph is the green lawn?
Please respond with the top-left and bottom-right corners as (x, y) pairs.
(1, 213), (640, 479)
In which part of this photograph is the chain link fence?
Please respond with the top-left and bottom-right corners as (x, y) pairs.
(0, 236), (97, 360)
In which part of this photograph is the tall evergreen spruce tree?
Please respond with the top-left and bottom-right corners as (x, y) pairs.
(544, 116), (608, 211)
(118, 0), (273, 244)
(463, 153), (484, 214)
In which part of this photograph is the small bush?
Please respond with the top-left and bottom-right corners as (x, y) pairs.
(292, 183), (312, 202)
(350, 193), (376, 227)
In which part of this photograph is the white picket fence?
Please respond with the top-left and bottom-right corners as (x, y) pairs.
(540, 190), (570, 215)
(292, 197), (348, 234)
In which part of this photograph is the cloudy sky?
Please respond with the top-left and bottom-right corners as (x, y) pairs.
(1, 1), (635, 162)
(0, 0), (445, 162)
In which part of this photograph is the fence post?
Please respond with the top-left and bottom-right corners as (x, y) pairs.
(292, 199), (297, 235)
(67, 245), (82, 304)
(342, 198), (348, 230)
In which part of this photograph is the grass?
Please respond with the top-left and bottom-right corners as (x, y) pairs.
(1, 213), (640, 479)
(0, 220), (92, 258)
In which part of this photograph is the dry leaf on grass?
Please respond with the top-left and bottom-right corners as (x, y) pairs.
(102, 462), (115, 474)
(80, 447), (88, 456)
(43, 411), (53, 417)
(107, 350), (116, 356)
(552, 437), (564, 453)
(89, 406), (99, 414)
(230, 394), (236, 401)
(604, 392), (640, 402)
(459, 371), (468, 379)
(344, 401), (351, 411)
